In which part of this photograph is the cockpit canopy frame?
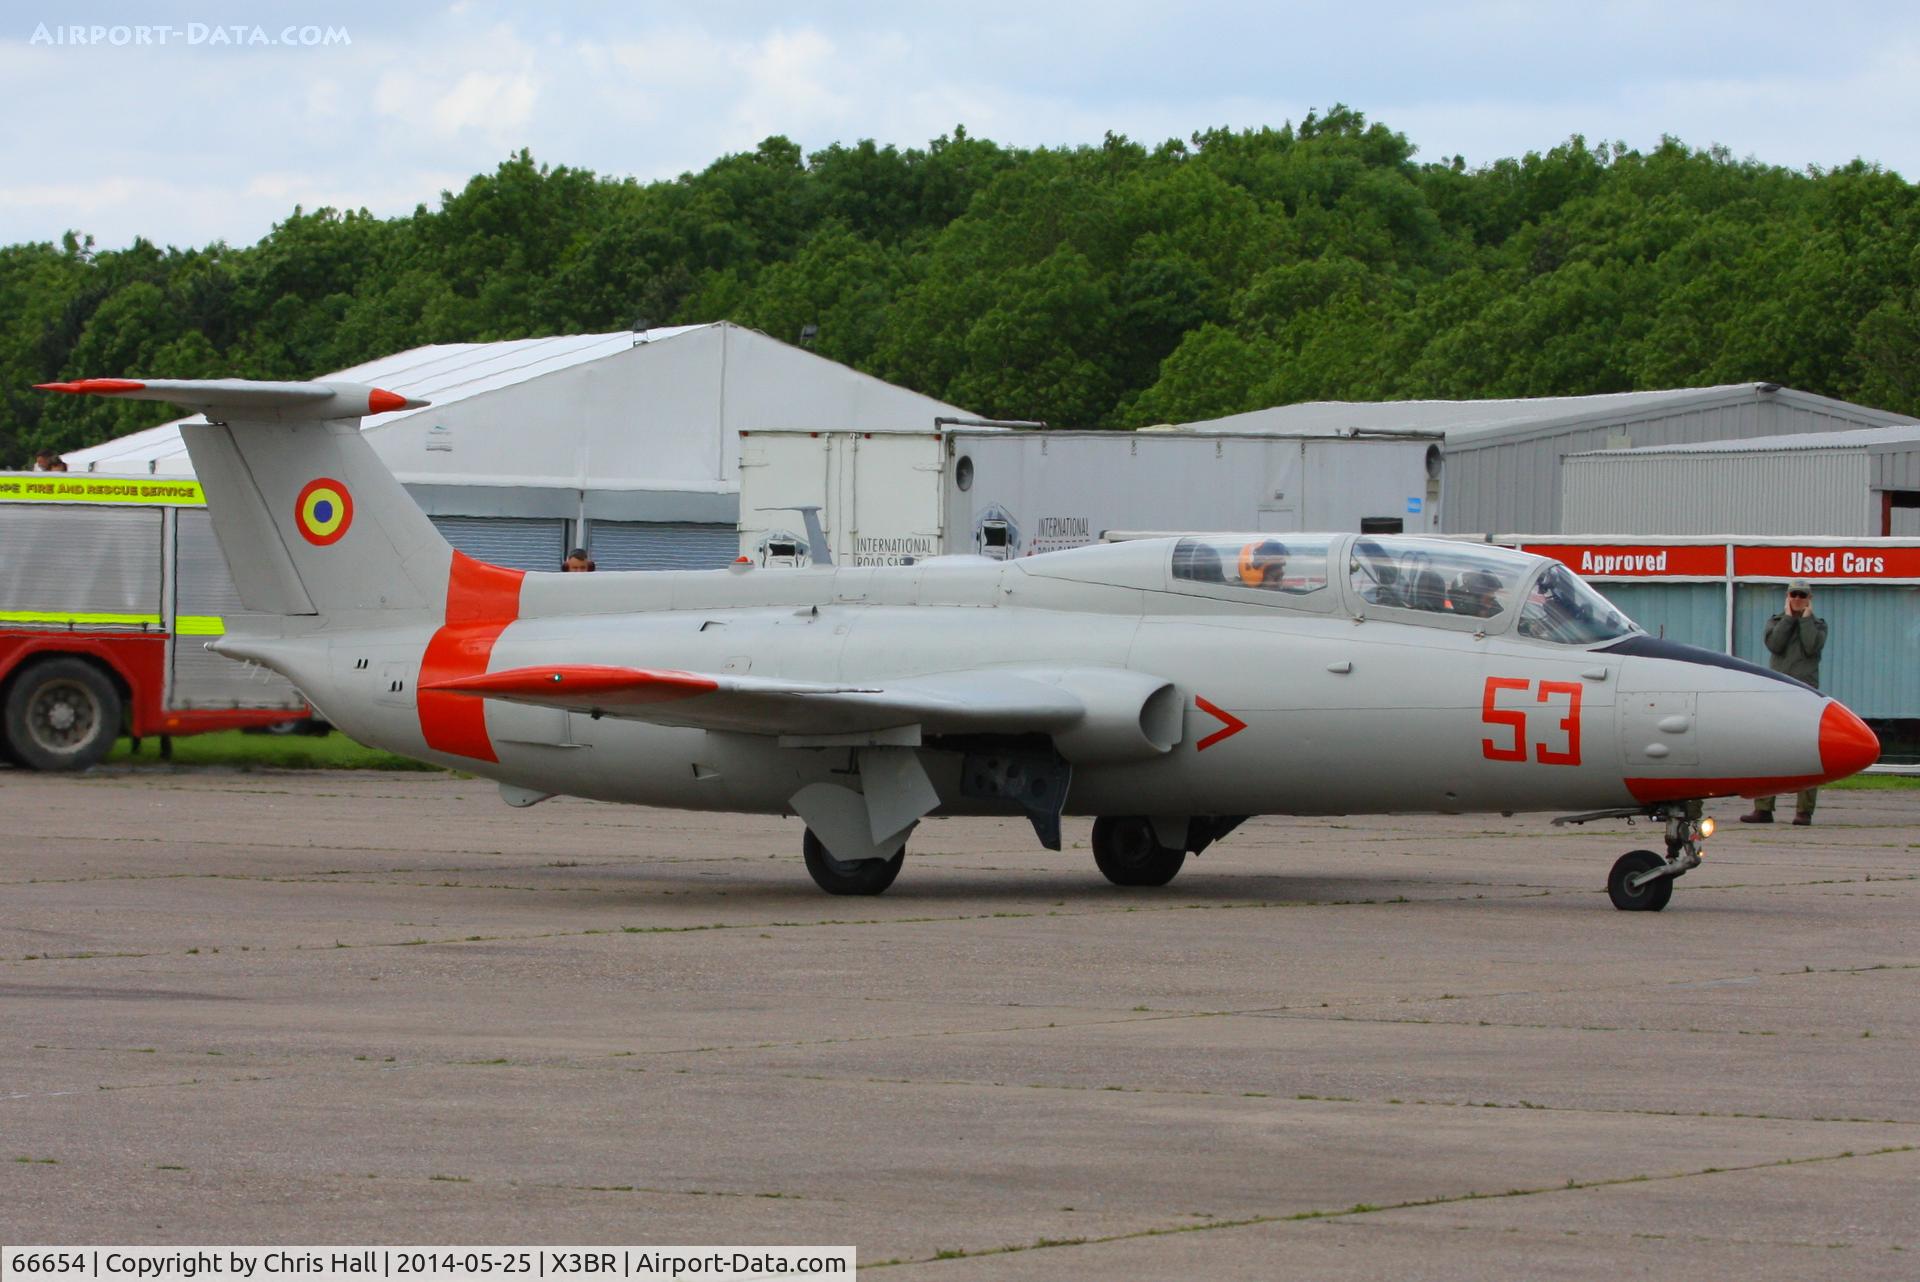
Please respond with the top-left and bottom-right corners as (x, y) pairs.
(1161, 533), (1637, 645)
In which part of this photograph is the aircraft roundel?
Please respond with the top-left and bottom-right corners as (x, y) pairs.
(295, 478), (354, 546)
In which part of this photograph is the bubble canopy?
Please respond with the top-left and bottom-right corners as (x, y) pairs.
(1166, 534), (1637, 643)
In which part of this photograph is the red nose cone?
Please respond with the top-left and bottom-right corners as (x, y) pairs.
(1818, 700), (1879, 781)
(367, 388), (411, 413)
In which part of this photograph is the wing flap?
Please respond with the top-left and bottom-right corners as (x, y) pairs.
(421, 663), (1085, 737)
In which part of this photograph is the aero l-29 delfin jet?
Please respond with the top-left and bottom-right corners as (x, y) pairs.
(38, 378), (1881, 909)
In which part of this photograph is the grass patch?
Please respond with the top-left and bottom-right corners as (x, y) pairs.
(110, 729), (438, 772)
(1828, 773), (1920, 790)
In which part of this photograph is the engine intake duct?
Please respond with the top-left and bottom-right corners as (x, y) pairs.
(1044, 669), (1184, 764)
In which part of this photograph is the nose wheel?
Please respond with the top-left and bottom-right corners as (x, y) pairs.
(1556, 806), (1714, 912)
(1607, 850), (1674, 911)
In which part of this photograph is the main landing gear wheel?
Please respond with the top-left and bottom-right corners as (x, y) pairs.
(4, 657), (122, 772)
(1091, 816), (1186, 888)
(802, 828), (904, 896)
(1608, 850), (1674, 912)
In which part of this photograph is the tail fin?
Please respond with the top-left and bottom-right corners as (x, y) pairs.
(37, 378), (452, 619)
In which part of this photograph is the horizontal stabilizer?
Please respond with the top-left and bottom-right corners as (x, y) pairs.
(36, 378), (427, 421)
(422, 663), (1087, 738)
(36, 374), (449, 618)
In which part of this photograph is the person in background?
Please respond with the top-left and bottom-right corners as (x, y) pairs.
(562, 548), (596, 572)
(32, 448), (58, 471)
(1741, 578), (1828, 826)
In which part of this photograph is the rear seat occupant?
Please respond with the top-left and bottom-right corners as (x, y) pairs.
(1451, 570), (1504, 618)
(1172, 539), (1227, 583)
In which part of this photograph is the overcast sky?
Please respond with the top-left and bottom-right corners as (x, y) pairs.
(5, 1), (1917, 250)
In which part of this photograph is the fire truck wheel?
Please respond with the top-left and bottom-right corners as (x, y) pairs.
(4, 658), (123, 772)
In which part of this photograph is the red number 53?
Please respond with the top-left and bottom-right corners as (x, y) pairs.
(1481, 677), (1583, 766)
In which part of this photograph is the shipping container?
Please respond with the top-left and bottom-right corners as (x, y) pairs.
(737, 428), (1443, 567)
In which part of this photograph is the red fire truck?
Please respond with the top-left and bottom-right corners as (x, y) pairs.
(1, 472), (308, 770)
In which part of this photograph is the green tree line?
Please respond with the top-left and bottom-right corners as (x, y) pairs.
(8, 106), (1919, 464)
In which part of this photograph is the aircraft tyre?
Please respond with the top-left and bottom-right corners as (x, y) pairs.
(1091, 816), (1186, 887)
(4, 657), (122, 772)
(1607, 850), (1674, 912)
(802, 828), (904, 896)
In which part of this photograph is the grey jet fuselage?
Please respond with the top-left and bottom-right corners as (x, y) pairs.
(240, 538), (1865, 824)
(34, 376), (1878, 904)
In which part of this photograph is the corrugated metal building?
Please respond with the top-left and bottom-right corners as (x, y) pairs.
(63, 323), (970, 570)
(1561, 425), (1920, 536)
(1180, 384), (1917, 534)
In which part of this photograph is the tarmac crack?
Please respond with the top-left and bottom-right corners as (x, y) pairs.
(583, 1062), (1920, 1128)
(865, 1144), (1920, 1269)
(5, 892), (1548, 964)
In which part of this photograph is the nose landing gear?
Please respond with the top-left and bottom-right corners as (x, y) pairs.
(1556, 806), (1713, 912)
(1607, 849), (1674, 911)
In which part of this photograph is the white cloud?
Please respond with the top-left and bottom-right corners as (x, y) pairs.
(605, 26), (734, 93)
(4, 3), (1919, 249)
(0, 178), (157, 218)
(369, 21), (541, 142)
(305, 76), (346, 120)
(433, 69), (538, 136)
(730, 29), (852, 136)
(1375, 35), (1920, 178)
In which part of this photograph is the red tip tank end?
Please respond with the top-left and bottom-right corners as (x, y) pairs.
(35, 379), (146, 395)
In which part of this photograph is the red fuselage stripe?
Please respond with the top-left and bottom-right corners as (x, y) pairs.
(426, 664), (719, 703)
(1624, 774), (1828, 804)
(416, 551), (525, 762)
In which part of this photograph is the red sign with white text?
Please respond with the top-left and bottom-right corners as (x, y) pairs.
(1520, 544), (1726, 578)
(1732, 545), (1920, 580)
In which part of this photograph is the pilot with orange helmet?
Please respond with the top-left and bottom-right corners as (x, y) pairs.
(1238, 539), (1289, 589)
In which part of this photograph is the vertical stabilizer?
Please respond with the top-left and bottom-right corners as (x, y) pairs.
(37, 379), (453, 620)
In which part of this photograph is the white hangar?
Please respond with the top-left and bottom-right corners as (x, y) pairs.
(64, 322), (971, 570)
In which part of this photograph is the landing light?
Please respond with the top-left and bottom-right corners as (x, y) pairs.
(1698, 817), (1716, 839)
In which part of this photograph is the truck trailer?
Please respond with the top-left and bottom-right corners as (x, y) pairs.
(0, 472), (308, 770)
(737, 426), (1444, 567)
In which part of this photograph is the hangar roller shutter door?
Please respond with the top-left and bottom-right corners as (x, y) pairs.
(589, 522), (738, 571)
(429, 516), (569, 571)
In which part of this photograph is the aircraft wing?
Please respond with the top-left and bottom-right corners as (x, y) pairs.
(422, 664), (1088, 738)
